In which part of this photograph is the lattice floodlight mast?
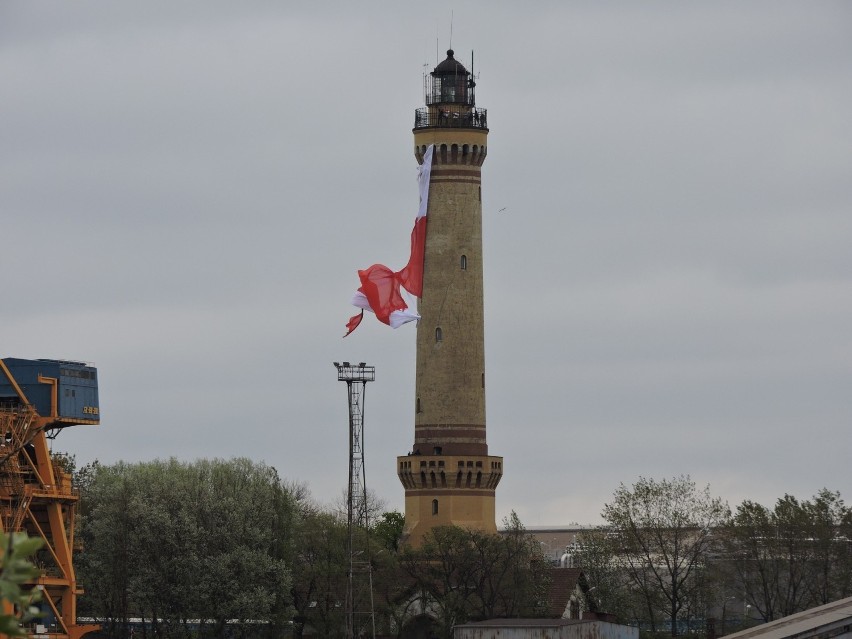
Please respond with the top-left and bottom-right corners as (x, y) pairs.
(333, 361), (376, 639)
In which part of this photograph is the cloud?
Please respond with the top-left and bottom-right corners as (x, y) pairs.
(2, 1), (850, 524)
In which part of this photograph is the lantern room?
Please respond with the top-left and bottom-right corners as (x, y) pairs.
(415, 49), (487, 131)
(427, 49), (474, 105)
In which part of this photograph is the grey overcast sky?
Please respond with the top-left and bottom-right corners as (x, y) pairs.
(2, 2), (851, 526)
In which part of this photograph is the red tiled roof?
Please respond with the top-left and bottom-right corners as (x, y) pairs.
(547, 567), (585, 618)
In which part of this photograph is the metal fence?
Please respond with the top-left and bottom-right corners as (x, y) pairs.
(414, 106), (488, 130)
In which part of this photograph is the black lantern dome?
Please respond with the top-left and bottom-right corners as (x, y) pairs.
(428, 49), (474, 106)
(434, 49), (467, 75)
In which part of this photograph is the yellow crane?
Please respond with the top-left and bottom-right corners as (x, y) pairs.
(0, 358), (100, 639)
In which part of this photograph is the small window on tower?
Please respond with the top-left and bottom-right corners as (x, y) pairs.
(435, 327), (443, 343)
(460, 255), (467, 270)
(432, 499), (439, 516)
(416, 397), (422, 413)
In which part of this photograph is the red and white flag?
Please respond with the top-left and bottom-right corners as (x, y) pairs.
(344, 145), (434, 336)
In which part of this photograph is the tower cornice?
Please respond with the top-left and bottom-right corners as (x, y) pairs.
(397, 454), (503, 490)
(414, 133), (488, 167)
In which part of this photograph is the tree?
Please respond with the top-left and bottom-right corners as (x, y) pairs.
(288, 499), (413, 638)
(289, 510), (348, 639)
(76, 458), (298, 638)
(401, 514), (550, 639)
(573, 528), (647, 625)
(76, 462), (134, 635)
(373, 511), (405, 552)
(332, 487), (387, 530)
(601, 476), (730, 637)
(723, 489), (852, 623)
(402, 525), (484, 636)
(0, 532), (44, 637)
(483, 512), (551, 619)
(806, 489), (852, 605)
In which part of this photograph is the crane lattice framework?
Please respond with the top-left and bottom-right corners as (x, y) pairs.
(334, 361), (376, 639)
(0, 358), (101, 639)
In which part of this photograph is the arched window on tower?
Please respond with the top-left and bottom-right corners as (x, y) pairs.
(435, 327), (443, 343)
(432, 499), (439, 516)
(460, 255), (467, 270)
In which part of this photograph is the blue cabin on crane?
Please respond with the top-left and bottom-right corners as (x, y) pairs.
(0, 358), (99, 426)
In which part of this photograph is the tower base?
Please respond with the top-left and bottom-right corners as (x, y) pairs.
(397, 453), (502, 547)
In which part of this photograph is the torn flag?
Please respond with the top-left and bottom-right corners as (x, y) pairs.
(343, 144), (434, 336)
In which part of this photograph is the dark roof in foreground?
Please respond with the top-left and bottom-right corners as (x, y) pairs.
(457, 618), (584, 628)
(722, 596), (852, 639)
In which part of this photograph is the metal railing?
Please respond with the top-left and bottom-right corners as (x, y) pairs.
(414, 106), (488, 130)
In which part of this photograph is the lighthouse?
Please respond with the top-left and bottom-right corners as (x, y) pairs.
(397, 49), (502, 545)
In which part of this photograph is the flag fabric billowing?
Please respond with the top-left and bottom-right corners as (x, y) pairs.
(397, 216), (427, 298)
(357, 264), (407, 325)
(345, 310), (364, 336)
(343, 144), (434, 337)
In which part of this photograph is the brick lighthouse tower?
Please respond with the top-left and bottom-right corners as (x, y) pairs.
(397, 49), (502, 545)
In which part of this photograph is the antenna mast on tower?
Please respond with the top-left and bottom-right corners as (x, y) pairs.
(333, 361), (376, 639)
